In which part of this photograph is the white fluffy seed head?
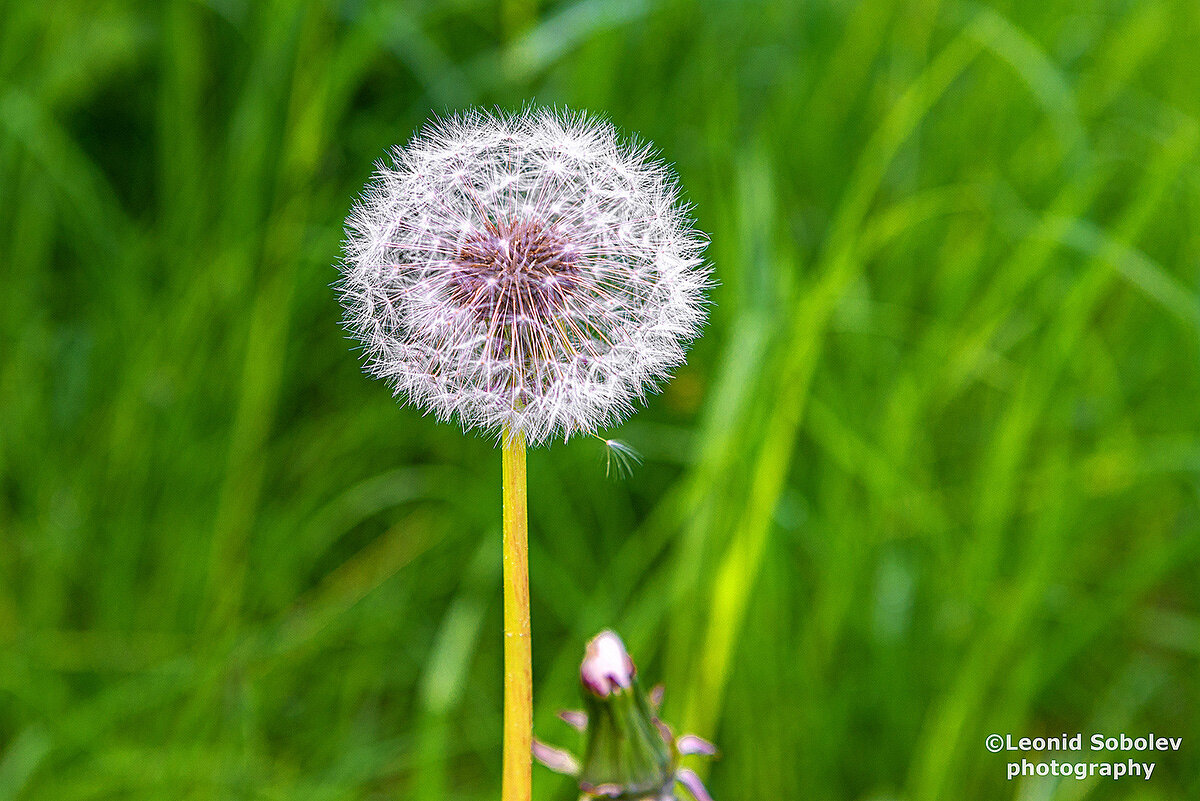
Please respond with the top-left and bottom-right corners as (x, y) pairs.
(337, 107), (711, 445)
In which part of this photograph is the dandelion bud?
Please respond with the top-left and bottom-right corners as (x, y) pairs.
(578, 631), (673, 796)
(533, 630), (718, 800)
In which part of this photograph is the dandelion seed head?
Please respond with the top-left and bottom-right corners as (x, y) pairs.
(338, 107), (710, 445)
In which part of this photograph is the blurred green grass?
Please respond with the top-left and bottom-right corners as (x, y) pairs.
(2, 0), (1199, 799)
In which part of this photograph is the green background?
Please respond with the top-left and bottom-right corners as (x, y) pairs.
(2, 0), (1198, 799)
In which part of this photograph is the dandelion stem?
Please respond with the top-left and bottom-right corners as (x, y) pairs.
(501, 428), (532, 801)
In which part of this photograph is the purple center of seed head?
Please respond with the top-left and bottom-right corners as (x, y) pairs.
(448, 217), (580, 327)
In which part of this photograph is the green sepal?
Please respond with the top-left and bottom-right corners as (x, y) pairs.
(578, 676), (674, 798)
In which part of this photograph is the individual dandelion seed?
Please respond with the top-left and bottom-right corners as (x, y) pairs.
(533, 630), (719, 801)
(336, 106), (710, 801)
(337, 107), (710, 445)
(600, 438), (643, 479)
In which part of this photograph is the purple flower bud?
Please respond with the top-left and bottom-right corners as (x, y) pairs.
(580, 629), (636, 696)
(533, 630), (719, 800)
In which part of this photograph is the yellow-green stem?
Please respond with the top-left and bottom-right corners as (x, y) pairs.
(501, 429), (531, 801)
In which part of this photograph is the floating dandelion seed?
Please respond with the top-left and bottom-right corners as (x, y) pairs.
(599, 437), (643, 479)
(338, 107), (710, 445)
